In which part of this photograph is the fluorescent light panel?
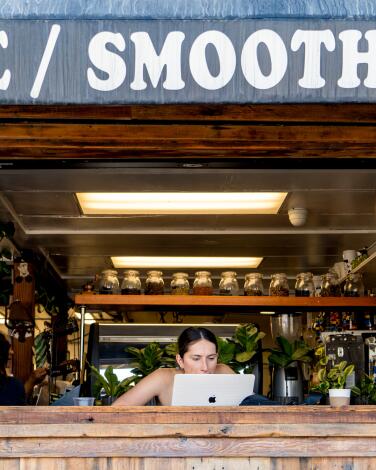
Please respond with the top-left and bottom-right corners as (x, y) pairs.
(76, 192), (287, 215)
(111, 256), (263, 269)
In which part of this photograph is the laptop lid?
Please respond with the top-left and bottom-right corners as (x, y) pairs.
(171, 374), (255, 406)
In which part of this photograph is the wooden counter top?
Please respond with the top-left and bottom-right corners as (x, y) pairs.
(1, 406), (376, 463)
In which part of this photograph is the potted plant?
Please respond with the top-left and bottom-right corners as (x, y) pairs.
(127, 342), (174, 379)
(89, 364), (137, 404)
(351, 373), (376, 405)
(311, 360), (354, 406)
(216, 323), (265, 393)
(268, 336), (314, 404)
(217, 324), (264, 370)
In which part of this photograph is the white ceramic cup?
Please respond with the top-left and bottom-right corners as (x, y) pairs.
(73, 397), (95, 406)
(329, 389), (351, 407)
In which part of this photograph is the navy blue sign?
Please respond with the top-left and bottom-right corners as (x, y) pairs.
(0, 20), (376, 103)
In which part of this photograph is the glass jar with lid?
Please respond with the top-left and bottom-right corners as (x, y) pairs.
(244, 273), (264, 296)
(170, 272), (190, 295)
(121, 270), (141, 295)
(344, 273), (364, 297)
(145, 270), (164, 295)
(295, 272), (314, 297)
(99, 269), (120, 294)
(269, 273), (289, 296)
(219, 271), (239, 296)
(192, 271), (213, 295)
(320, 272), (341, 297)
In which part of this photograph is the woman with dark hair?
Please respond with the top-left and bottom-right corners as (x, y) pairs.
(0, 332), (26, 405)
(112, 326), (234, 406)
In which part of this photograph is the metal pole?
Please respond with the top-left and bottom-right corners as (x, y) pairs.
(79, 305), (86, 375)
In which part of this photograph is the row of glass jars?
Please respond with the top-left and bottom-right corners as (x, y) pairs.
(98, 269), (365, 296)
(99, 269), (239, 296)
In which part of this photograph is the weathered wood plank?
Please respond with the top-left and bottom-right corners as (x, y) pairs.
(6, 457), (376, 470)
(21, 457), (110, 470)
(2, 406), (376, 425)
(1, 437), (376, 458)
(0, 459), (19, 470)
(2, 423), (376, 438)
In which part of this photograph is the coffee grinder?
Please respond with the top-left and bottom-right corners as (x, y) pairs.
(270, 313), (305, 404)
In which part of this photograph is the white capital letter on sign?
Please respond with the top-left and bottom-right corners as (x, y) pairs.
(0, 31), (10, 91)
(338, 30), (376, 88)
(87, 32), (126, 92)
(189, 31), (236, 90)
(241, 29), (287, 89)
(291, 30), (335, 88)
(130, 32), (185, 90)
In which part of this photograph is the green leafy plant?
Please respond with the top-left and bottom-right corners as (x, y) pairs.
(89, 364), (136, 399)
(217, 336), (236, 365)
(311, 360), (355, 395)
(162, 342), (178, 367)
(268, 336), (313, 369)
(351, 374), (376, 404)
(231, 324), (265, 373)
(216, 324), (265, 374)
(127, 342), (168, 379)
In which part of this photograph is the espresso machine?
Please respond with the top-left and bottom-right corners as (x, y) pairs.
(321, 332), (370, 386)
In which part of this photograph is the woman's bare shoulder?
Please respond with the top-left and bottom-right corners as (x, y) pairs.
(151, 367), (176, 380)
(215, 363), (235, 374)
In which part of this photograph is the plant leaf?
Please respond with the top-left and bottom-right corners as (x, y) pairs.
(235, 350), (256, 363)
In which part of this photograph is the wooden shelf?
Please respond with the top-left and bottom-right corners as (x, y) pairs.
(74, 294), (376, 313)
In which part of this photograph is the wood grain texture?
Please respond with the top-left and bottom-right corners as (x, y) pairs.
(0, 104), (376, 161)
(0, 408), (376, 461)
(3, 458), (376, 470)
(11, 262), (35, 383)
(3, 405), (376, 425)
(2, 436), (376, 458)
(2, 422), (376, 438)
(1, 104), (376, 123)
(74, 294), (376, 312)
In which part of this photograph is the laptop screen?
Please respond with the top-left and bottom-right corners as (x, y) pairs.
(171, 373), (255, 406)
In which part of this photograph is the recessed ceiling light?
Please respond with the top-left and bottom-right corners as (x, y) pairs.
(76, 192), (287, 215)
(111, 256), (263, 269)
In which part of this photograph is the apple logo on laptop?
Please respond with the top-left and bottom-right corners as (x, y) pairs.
(208, 395), (216, 404)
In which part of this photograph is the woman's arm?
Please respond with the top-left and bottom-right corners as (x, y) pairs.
(112, 368), (169, 406)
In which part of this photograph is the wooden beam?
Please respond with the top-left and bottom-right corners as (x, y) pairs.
(0, 122), (376, 159)
(0, 104), (376, 123)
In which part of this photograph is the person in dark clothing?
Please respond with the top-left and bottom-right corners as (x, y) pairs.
(0, 332), (48, 405)
(0, 332), (26, 405)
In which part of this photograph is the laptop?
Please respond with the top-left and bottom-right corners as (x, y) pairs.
(171, 374), (255, 406)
